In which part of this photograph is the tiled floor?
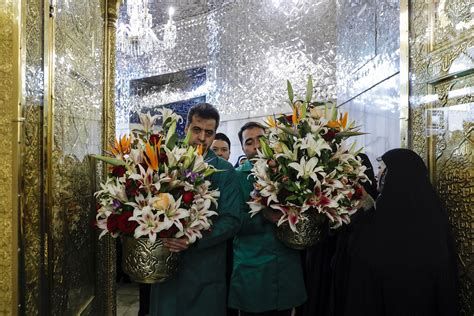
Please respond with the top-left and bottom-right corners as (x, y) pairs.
(117, 282), (140, 316)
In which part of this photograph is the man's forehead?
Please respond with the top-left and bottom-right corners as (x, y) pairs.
(189, 115), (217, 128)
(243, 127), (264, 139)
(212, 139), (229, 148)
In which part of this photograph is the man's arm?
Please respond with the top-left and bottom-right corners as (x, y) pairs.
(194, 166), (242, 249)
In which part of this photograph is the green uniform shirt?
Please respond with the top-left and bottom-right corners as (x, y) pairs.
(228, 160), (307, 312)
(150, 150), (242, 316)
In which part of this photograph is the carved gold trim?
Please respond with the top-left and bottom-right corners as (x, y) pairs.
(102, 0), (122, 314)
(43, 0), (55, 313)
(399, 0), (409, 149)
(0, 0), (22, 313)
(12, 0), (23, 312)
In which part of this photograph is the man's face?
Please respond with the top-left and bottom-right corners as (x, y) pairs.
(241, 127), (265, 159)
(376, 159), (387, 192)
(186, 115), (217, 153)
(211, 139), (230, 160)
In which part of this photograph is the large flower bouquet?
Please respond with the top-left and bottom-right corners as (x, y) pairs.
(94, 109), (220, 244)
(248, 76), (369, 232)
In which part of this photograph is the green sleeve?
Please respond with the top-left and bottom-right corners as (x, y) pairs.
(195, 167), (242, 249)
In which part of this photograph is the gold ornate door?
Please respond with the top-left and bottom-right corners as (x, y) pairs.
(405, 1), (473, 314)
(19, 0), (120, 314)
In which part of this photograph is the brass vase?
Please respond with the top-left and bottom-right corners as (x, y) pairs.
(121, 236), (179, 284)
(276, 211), (327, 250)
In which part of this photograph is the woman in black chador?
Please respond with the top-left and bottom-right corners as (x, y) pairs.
(300, 153), (378, 316)
(343, 149), (459, 315)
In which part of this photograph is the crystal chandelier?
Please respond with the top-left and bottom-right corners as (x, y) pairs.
(117, 1), (177, 57)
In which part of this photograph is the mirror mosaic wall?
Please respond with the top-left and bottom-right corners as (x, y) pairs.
(116, 0), (400, 164)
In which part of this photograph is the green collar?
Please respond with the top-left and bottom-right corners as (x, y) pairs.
(205, 149), (217, 160)
(237, 159), (253, 172)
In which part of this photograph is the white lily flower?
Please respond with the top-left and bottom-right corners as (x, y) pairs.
(161, 196), (189, 232)
(139, 112), (160, 133)
(257, 178), (280, 204)
(271, 203), (310, 233)
(159, 108), (183, 125)
(130, 206), (162, 244)
(129, 148), (143, 165)
(247, 201), (266, 217)
(275, 142), (299, 162)
(164, 147), (187, 168)
(299, 134), (331, 157)
(289, 157), (325, 183)
(192, 154), (208, 173)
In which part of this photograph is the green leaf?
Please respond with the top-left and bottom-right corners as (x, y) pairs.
(278, 126), (299, 137)
(287, 80), (294, 104)
(91, 154), (126, 166)
(305, 75), (313, 103)
(165, 120), (177, 149)
(331, 103), (338, 120)
(259, 138), (274, 158)
(300, 102), (307, 120)
(335, 131), (368, 138)
(183, 128), (192, 146)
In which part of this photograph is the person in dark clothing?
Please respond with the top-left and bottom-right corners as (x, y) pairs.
(299, 153), (377, 316)
(329, 153), (378, 316)
(342, 148), (459, 315)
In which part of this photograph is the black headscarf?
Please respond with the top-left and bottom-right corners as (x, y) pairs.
(343, 149), (459, 315)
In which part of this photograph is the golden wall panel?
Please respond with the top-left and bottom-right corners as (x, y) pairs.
(408, 0), (474, 314)
(48, 0), (104, 314)
(0, 0), (16, 313)
(23, 0), (44, 314)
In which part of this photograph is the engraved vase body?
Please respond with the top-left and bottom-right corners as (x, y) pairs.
(276, 211), (327, 250)
(121, 236), (179, 284)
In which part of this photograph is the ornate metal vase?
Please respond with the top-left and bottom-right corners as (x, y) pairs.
(121, 236), (179, 284)
(276, 211), (327, 250)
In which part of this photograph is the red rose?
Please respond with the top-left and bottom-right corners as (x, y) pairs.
(353, 185), (364, 200)
(107, 213), (120, 233)
(159, 225), (179, 238)
(182, 191), (195, 204)
(112, 165), (126, 177)
(158, 152), (168, 164)
(117, 211), (138, 235)
(149, 134), (161, 145)
(322, 130), (336, 142)
(125, 179), (139, 197)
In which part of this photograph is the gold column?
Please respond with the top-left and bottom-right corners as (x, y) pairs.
(102, 0), (122, 314)
(399, 0), (409, 149)
(0, 0), (22, 314)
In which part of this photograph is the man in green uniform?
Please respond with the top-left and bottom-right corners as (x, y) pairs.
(150, 103), (242, 316)
(229, 122), (307, 316)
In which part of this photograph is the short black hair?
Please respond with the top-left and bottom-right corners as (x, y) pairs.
(214, 132), (231, 148)
(187, 103), (220, 130)
(238, 121), (265, 145)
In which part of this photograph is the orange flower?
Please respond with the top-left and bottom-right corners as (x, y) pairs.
(266, 116), (277, 128)
(144, 142), (159, 171)
(110, 135), (131, 157)
(292, 106), (300, 125)
(327, 112), (348, 130)
(196, 144), (203, 156)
